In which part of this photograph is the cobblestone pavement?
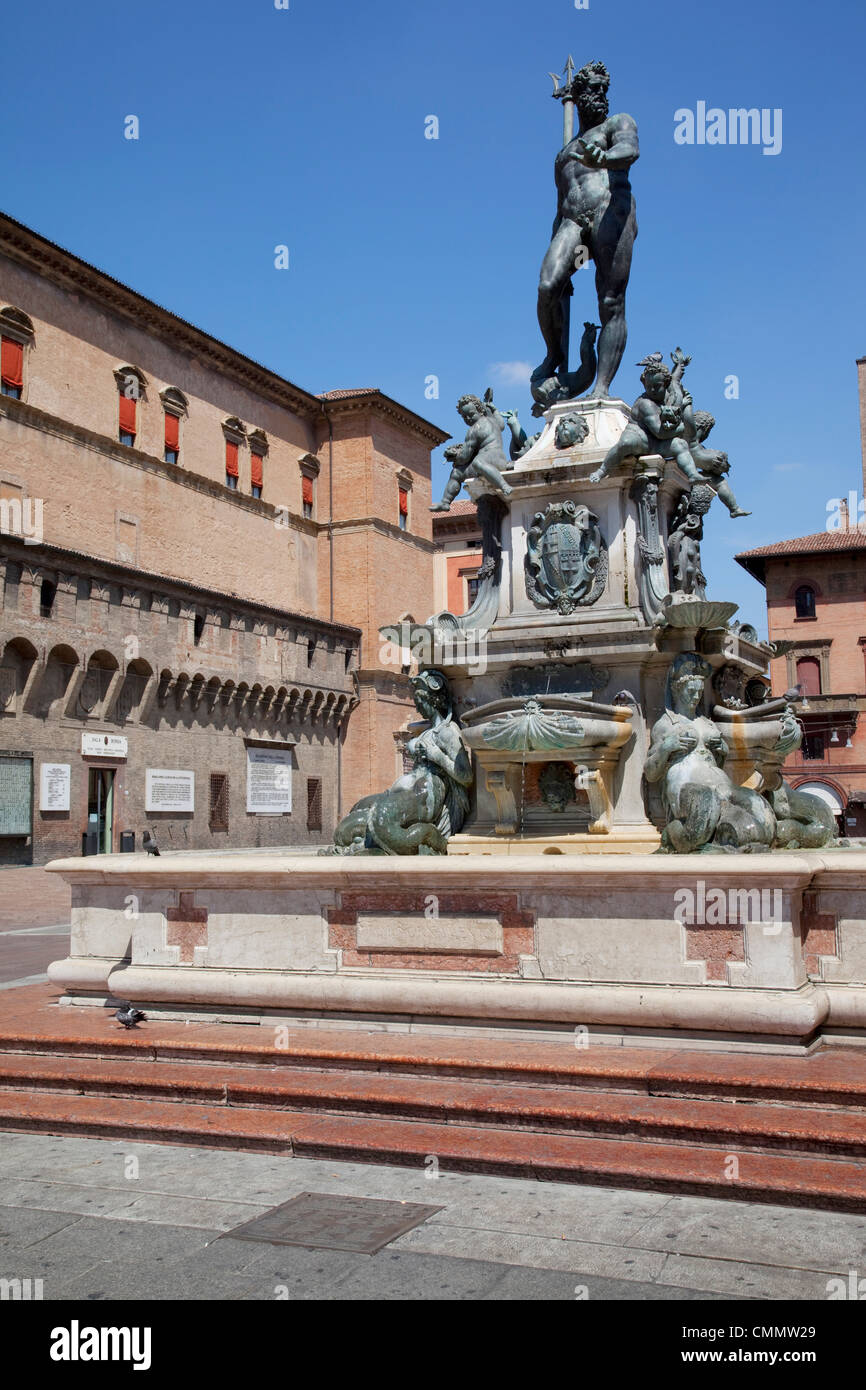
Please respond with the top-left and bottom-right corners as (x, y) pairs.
(0, 1131), (862, 1301)
(0, 868), (70, 986)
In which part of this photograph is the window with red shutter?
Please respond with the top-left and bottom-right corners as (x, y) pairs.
(796, 657), (821, 697)
(251, 452), (263, 498)
(302, 473), (314, 518)
(398, 486), (409, 530)
(225, 439), (239, 489)
(118, 389), (137, 444)
(0, 338), (24, 398)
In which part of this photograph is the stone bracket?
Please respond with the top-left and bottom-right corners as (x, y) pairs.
(574, 765), (612, 834)
(485, 766), (518, 836)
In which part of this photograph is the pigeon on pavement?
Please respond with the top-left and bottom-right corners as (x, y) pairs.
(114, 1001), (147, 1029)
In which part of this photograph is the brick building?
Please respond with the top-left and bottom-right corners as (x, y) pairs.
(432, 500), (482, 616)
(0, 214), (446, 864)
(736, 360), (866, 837)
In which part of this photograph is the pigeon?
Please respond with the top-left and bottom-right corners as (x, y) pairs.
(114, 1001), (146, 1029)
(142, 830), (160, 856)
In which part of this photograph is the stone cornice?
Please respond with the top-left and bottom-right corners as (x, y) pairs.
(0, 213), (449, 447)
(326, 515), (436, 553)
(0, 213), (322, 421)
(317, 392), (450, 448)
(0, 536), (361, 642)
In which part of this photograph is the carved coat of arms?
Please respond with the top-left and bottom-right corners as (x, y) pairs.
(524, 501), (607, 613)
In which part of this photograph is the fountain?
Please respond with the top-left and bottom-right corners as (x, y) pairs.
(46, 58), (866, 1052)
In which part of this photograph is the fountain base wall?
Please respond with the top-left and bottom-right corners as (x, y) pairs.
(45, 849), (866, 1053)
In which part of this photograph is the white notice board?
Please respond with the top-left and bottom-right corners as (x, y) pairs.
(40, 763), (71, 811)
(145, 768), (194, 813)
(246, 747), (292, 813)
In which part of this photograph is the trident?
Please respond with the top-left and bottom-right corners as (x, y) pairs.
(548, 56), (578, 371)
(549, 54), (576, 147)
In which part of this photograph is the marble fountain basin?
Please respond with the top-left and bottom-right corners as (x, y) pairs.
(458, 695), (634, 837)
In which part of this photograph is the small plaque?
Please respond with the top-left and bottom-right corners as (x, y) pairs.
(40, 763), (70, 811)
(146, 767), (194, 812)
(246, 746), (292, 814)
(222, 1192), (443, 1255)
(355, 914), (503, 955)
(81, 732), (128, 758)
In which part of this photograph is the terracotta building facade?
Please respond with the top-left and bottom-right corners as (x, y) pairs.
(737, 364), (866, 835)
(0, 214), (446, 864)
(432, 500), (482, 617)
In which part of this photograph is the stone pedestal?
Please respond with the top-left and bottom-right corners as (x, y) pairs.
(45, 847), (866, 1051)
(430, 398), (772, 850)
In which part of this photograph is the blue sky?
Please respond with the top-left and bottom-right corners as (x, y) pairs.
(3, 0), (865, 632)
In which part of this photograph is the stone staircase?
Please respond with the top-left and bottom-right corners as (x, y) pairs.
(0, 985), (865, 1211)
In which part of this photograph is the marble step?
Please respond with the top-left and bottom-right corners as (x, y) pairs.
(0, 1091), (864, 1212)
(1, 1052), (866, 1160)
(2, 1028), (866, 1111)
(3, 987), (866, 1111)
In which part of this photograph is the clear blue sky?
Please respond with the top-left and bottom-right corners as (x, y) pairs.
(3, 0), (865, 632)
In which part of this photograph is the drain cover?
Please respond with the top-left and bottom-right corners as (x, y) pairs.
(222, 1192), (444, 1255)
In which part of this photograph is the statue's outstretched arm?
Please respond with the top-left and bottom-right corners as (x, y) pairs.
(602, 116), (639, 170)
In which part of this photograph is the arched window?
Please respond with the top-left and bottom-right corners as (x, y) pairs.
(160, 387), (188, 465)
(114, 365), (147, 447)
(299, 453), (320, 519)
(397, 470), (412, 532)
(796, 656), (821, 697)
(222, 417), (245, 491)
(249, 430), (267, 500)
(795, 585), (816, 619)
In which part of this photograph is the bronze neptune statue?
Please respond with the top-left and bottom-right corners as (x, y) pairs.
(534, 60), (639, 402)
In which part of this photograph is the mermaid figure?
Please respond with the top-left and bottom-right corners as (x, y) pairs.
(324, 669), (471, 855)
(646, 653), (775, 853)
